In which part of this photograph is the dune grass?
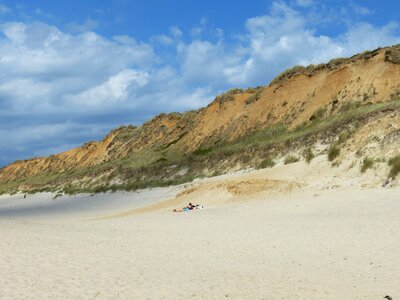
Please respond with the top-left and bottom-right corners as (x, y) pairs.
(1, 98), (399, 194)
(257, 157), (275, 169)
(303, 148), (315, 163)
(328, 145), (340, 161)
(284, 155), (299, 165)
(388, 155), (400, 178)
(361, 157), (375, 173)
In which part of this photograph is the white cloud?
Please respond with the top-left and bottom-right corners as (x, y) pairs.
(0, 22), (155, 111)
(181, 1), (399, 86)
(170, 26), (183, 38)
(179, 40), (224, 83)
(151, 34), (174, 45)
(338, 22), (400, 52)
(72, 69), (149, 106)
(0, 122), (109, 158)
(1, 22), (27, 44)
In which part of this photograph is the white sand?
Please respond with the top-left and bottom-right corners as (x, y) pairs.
(0, 160), (399, 299)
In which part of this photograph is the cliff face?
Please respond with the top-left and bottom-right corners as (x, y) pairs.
(1, 45), (400, 185)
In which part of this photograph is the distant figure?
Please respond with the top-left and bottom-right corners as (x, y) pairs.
(23, 193), (27, 199)
(173, 203), (203, 212)
(382, 178), (390, 187)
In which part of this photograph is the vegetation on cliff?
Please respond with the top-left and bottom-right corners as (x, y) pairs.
(1, 44), (400, 194)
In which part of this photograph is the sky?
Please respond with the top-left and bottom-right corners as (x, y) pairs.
(0, 0), (399, 167)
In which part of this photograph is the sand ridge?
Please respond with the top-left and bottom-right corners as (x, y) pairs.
(97, 174), (303, 220)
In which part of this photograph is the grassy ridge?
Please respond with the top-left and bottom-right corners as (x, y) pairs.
(1, 99), (399, 195)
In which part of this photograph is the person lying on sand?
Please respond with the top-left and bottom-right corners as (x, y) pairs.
(173, 203), (203, 212)
(173, 203), (194, 212)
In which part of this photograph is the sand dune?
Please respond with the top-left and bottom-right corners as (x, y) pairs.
(0, 159), (399, 299)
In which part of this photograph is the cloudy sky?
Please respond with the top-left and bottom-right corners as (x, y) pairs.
(0, 0), (399, 166)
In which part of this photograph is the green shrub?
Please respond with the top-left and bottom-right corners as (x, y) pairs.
(258, 157), (275, 169)
(328, 144), (340, 161)
(270, 65), (306, 86)
(303, 148), (315, 163)
(193, 147), (213, 156)
(284, 155), (299, 165)
(62, 186), (79, 195)
(211, 170), (222, 177)
(340, 101), (362, 112)
(338, 130), (353, 144)
(385, 48), (400, 64)
(328, 57), (347, 67)
(93, 185), (109, 194)
(388, 155), (400, 178)
(214, 88), (243, 104)
(152, 157), (168, 164)
(306, 63), (324, 73)
(245, 88), (263, 105)
(227, 88), (244, 94)
(359, 49), (380, 60)
(309, 108), (327, 121)
(361, 157), (374, 173)
(240, 155), (252, 164)
(123, 181), (141, 191)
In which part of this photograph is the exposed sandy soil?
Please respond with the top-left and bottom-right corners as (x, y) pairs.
(0, 158), (399, 299)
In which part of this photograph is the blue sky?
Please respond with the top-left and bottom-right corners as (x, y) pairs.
(0, 0), (399, 167)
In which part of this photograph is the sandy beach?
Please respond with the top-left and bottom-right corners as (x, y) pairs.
(1, 160), (399, 299)
(1, 3), (400, 299)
